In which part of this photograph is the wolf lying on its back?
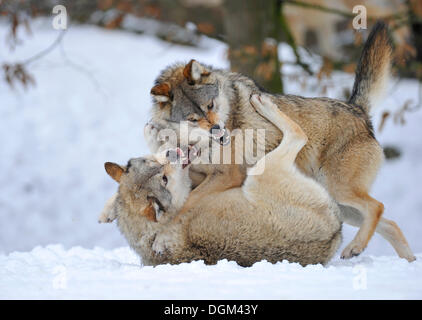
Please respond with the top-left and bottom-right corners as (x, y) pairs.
(101, 95), (342, 266)
(147, 22), (415, 261)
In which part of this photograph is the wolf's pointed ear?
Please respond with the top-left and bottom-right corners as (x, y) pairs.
(150, 83), (172, 103)
(183, 59), (210, 85)
(105, 162), (124, 183)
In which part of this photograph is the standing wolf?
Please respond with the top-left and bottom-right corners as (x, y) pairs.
(147, 22), (415, 261)
(102, 95), (342, 267)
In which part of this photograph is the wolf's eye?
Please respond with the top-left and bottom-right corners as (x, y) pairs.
(162, 175), (168, 186)
(187, 115), (199, 122)
(207, 101), (214, 110)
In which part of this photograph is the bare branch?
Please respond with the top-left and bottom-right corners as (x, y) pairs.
(22, 30), (66, 66)
(279, 1), (313, 75)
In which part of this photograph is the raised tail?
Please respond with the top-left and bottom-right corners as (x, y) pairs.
(349, 21), (393, 113)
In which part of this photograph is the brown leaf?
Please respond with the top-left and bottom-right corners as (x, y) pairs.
(116, 0), (132, 13)
(354, 31), (363, 46)
(144, 4), (161, 18)
(197, 23), (215, 35)
(317, 57), (333, 81)
(105, 13), (125, 29)
(97, 0), (114, 11)
(243, 45), (258, 56)
(378, 111), (390, 133)
(261, 41), (277, 57)
(395, 42), (417, 67)
(342, 63), (356, 74)
(2, 63), (35, 90)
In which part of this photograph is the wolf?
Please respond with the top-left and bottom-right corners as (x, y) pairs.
(101, 94), (342, 267)
(147, 22), (415, 262)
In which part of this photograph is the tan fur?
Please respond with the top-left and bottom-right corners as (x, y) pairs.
(207, 110), (219, 125)
(146, 23), (416, 262)
(103, 95), (342, 267)
(177, 163), (246, 216)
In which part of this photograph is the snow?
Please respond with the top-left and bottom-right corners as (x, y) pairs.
(1, 245), (421, 299)
(0, 19), (228, 254)
(0, 19), (421, 299)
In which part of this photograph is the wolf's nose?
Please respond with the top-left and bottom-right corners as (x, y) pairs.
(210, 124), (220, 132)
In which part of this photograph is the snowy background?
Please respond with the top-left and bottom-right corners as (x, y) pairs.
(1, 19), (421, 299)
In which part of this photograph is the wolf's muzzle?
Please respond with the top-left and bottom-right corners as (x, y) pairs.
(166, 145), (201, 168)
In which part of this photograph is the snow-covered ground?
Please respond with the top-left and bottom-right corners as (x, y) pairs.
(1, 19), (421, 299)
(1, 245), (421, 299)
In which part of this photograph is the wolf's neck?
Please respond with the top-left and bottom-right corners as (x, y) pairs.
(228, 80), (269, 132)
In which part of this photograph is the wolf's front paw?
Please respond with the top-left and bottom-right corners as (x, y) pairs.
(250, 94), (276, 119)
(250, 94), (262, 111)
(144, 121), (162, 153)
(98, 194), (118, 223)
(98, 212), (115, 223)
(152, 234), (170, 255)
(341, 242), (364, 259)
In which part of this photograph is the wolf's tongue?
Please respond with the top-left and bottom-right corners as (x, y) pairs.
(176, 147), (185, 157)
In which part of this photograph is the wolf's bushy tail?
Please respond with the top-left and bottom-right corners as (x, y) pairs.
(348, 21), (392, 113)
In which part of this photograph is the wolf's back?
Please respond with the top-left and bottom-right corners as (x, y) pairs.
(349, 21), (393, 113)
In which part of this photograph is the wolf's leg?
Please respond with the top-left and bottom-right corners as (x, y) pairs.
(339, 205), (416, 261)
(177, 164), (245, 216)
(144, 122), (161, 153)
(247, 94), (341, 261)
(326, 139), (415, 261)
(338, 189), (385, 260)
(144, 120), (173, 154)
(98, 193), (118, 223)
(249, 94), (307, 173)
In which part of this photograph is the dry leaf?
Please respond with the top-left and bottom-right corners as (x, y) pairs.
(378, 111), (390, 132)
(197, 23), (215, 35)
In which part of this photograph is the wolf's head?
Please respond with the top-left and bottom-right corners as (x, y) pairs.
(104, 154), (192, 223)
(150, 60), (237, 144)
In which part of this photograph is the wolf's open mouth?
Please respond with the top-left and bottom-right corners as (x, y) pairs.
(167, 145), (201, 168)
(211, 128), (230, 146)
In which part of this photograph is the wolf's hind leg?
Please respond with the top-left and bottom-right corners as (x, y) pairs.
(339, 205), (416, 262)
(249, 94), (308, 173)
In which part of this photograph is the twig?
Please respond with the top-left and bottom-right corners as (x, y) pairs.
(58, 39), (106, 96)
(21, 30), (66, 66)
(279, 1), (313, 75)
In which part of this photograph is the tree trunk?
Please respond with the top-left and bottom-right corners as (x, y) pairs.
(408, 0), (422, 64)
(222, 0), (283, 93)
